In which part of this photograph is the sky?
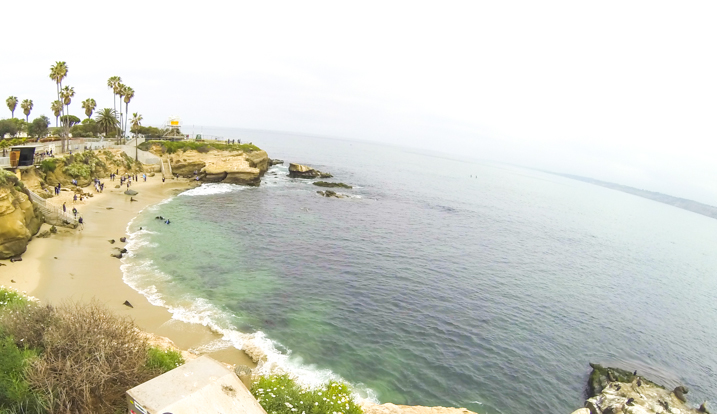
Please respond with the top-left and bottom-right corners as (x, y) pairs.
(2, 1), (717, 204)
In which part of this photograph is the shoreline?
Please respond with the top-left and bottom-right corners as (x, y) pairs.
(2, 174), (257, 371)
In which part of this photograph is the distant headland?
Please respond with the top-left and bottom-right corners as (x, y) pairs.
(549, 172), (717, 221)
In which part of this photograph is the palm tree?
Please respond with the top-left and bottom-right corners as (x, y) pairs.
(123, 87), (134, 140)
(51, 100), (63, 127)
(50, 61), (68, 151)
(20, 99), (33, 122)
(116, 84), (126, 142)
(131, 112), (143, 160)
(81, 98), (96, 120)
(95, 108), (119, 137)
(6, 96), (18, 118)
(107, 76), (121, 113)
(61, 86), (75, 132)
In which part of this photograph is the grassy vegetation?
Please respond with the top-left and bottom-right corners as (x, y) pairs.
(0, 337), (45, 414)
(251, 374), (363, 414)
(0, 288), (184, 414)
(139, 140), (261, 154)
(145, 347), (185, 372)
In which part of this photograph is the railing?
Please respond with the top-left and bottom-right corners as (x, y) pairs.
(26, 189), (78, 228)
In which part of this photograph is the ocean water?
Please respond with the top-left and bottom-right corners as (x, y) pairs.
(121, 131), (717, 414)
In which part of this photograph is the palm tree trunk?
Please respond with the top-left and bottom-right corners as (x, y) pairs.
(125, 102), (129, 142)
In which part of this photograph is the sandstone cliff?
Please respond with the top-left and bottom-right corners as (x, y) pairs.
(167, 149), (270, 186)
(0, 171), (43, 259)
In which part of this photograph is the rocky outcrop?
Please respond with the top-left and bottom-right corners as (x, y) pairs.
(169, 150), (270, 186)
(316, 190), (346, 198)
(270, 159), (284, 166)
(0, 175), (43, 259)
(577, 364), (705, 414)
(360, 402), (476, 414)
(288, 163), (333, 179)
(313, 181), (352, 189)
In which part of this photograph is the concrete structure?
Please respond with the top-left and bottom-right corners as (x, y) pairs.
(126, 355), (266, 414)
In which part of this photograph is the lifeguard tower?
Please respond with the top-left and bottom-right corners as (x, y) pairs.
(162, 116), (185, 140)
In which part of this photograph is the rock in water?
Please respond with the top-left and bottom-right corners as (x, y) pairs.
(120, 237), (127, 242)
(110, 252), (123, 259)
(585, 364), (701, 414)
(124, 189), (138, 196)
(270, 159), (284, 165)
(316, 190), (346, 198)
(108, 239), (115, 244)
(123, 300), (133, 308)
(313, 181), (353, 189)
(288, 163), (333, 179)
(674, 385), (689, 402)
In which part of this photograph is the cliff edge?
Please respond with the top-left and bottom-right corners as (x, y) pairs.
(0, 171), (43, 259)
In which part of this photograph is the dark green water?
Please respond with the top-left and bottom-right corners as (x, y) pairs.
(122, 132), (717, 414)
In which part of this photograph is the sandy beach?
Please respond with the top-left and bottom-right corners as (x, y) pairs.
(0, 174), (256, 370)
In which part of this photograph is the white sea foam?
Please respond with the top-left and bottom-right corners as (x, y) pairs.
(180, 183), (246, 197)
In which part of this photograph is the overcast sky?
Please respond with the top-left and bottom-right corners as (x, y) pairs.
(2, 1), (717, 203)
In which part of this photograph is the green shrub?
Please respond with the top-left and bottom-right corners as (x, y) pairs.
(0, 170), (18, 187)
(145, 347), (184, 372)
(0, 288), (31, 309)
(0, 337), (45, 413)
(39, 159), (56, 173)
(251, 375), (363, 414)
(63, 163), (90, 179)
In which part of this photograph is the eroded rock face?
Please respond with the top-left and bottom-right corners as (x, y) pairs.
(170, 150), (270, 186)
(0, 185), (43, 259)
(288, 163), (333, 179)
(581, 364), (703, 414)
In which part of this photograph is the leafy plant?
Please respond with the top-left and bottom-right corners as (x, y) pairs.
(39, 159), (56, 173)
(0, 337), (45, 413)
(62, 163), (90, 178)
(251, 375), (363, 414)
(145, 347), (184, 372)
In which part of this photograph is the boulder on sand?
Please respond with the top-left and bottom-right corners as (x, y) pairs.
(124, 189), (138, 196)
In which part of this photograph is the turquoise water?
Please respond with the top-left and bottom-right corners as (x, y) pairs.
(122, 132), (717, 414)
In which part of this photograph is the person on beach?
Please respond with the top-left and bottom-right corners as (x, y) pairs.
(73, 194), (77, 203)
(63, 202), (66, 213)
(72, 207), (78, 218)
(78, 217), (84, 230)
(162, 177), (165, 183)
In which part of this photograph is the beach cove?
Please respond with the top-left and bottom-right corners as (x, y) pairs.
(4, 173), (259, 369)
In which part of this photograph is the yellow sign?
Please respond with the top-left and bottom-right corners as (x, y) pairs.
(170, 120), (179, 126)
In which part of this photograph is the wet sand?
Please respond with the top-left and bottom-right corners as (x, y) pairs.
(1, 174), (256, 370)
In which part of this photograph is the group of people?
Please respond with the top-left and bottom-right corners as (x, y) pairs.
(93, 178), (105, 193)
(62, 202), (83, 229)
(112, 172), (147, 189)
(226, 139), (241, 144)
